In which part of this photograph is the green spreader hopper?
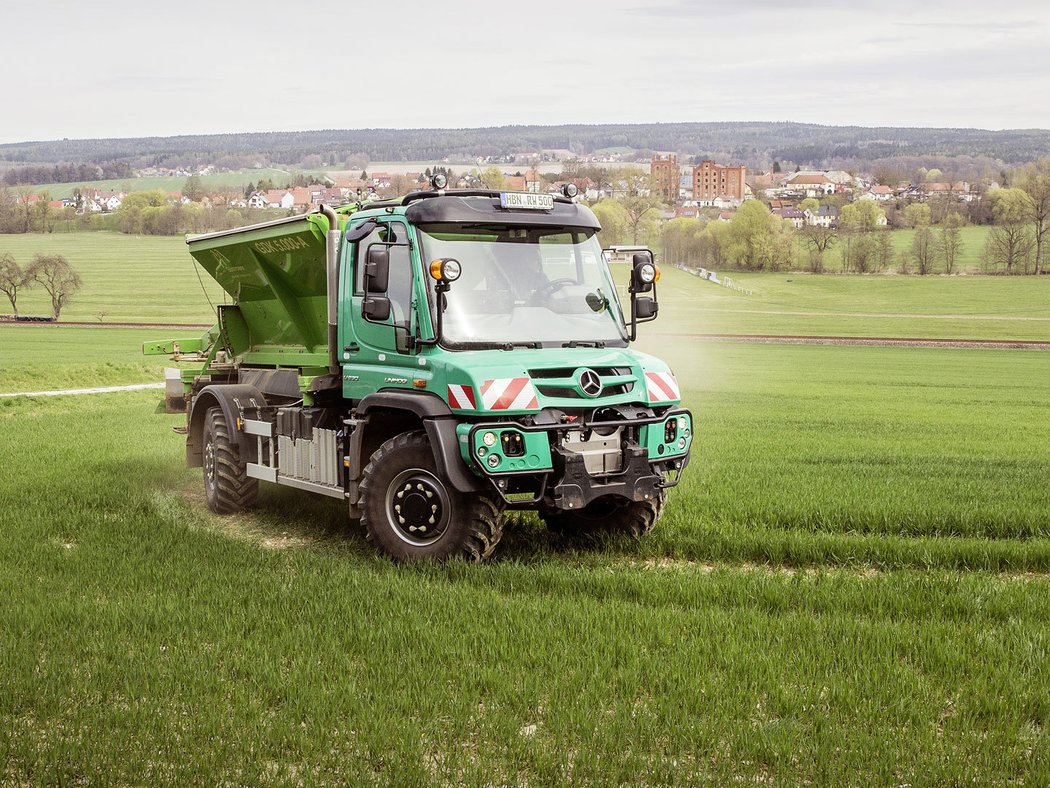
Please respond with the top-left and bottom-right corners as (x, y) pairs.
(186, 209), (344, 357)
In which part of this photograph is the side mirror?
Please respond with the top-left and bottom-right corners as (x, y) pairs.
(626, 249), (659, 340)
(363, 296), (391, 321)
(634, 297), (658, 320)
(365, 246), (389, 293)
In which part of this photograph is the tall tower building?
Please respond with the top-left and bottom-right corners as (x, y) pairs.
(650, 154), (679, 203)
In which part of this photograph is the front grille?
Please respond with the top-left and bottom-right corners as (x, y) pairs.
(529, 367), (635, 399)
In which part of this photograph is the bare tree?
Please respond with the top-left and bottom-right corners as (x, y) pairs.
(1015, 158), (1050, 275)
(911, 227), (936, 275)
(622, 196), (662, 244)
(35, 190), (53, 233)
(0, 254), (30, 315)
(27, 254), (82, 319)
(937, 212), (965, 274)
(800, 225), (836, 273)
(985, 188), (1035, 274)
(15, 185), (35, 233)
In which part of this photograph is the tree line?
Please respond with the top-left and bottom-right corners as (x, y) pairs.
(4, 122), (1050, 177)
(2, 162), (133, 186)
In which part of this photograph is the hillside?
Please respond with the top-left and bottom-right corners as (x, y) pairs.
(3, 123), (1050, 177)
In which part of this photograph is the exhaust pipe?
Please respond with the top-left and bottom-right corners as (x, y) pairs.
(319, 205), (340, 375)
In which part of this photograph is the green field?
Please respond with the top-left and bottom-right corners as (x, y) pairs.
(25, 168), (316, 201)
(3, 233), (1050, 341)
(0, 233), (223, 323)
(1, 323), (1049, 782)
(657, 265), (1050, 340)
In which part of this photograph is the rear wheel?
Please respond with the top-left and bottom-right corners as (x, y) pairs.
(202, 406), (258, 514)
(541, 492), (665, 540)
(360, 431), (505, 561)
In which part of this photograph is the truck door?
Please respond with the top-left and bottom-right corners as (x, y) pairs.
(341, 220), (422, 399)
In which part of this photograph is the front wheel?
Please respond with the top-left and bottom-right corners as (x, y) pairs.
(359, 431), (505, 561)
(541, 492), (666, 540)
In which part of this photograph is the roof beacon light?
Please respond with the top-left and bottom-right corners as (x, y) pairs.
(561, 182), (579, 199)
(430, 172), (448, 190)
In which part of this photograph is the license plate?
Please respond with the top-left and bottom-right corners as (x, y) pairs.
(499, 192), (554, 210)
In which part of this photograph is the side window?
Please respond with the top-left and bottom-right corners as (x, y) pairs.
(357, 222), (414, 327)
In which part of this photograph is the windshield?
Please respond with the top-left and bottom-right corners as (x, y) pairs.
(417, 226), (628, 348)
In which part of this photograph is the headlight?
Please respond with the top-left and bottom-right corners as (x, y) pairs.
(483, 431), (497, 447)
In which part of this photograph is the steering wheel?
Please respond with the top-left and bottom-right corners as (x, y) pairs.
(529, 278), (577, 304)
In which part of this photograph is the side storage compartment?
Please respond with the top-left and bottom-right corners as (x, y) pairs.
(244, 407), (346, 499)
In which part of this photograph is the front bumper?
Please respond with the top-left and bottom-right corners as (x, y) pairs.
(463, 406), (692, 509)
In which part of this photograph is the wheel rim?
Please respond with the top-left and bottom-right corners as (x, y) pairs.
(204, 440), (217, 492)
(384, 468), (452, 546)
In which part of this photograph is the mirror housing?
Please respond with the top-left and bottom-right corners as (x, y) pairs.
(365, 246), (390, 293)
(362, 296), (391, 321)
(634, 297), (658, 320)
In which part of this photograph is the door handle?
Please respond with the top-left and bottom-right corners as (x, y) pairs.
(344, 343), (360, 354)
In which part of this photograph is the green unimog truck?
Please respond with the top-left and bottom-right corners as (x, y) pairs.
(146, 180), (692, 560)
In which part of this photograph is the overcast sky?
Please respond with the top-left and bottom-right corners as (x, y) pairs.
(4, 0), (1048, 144)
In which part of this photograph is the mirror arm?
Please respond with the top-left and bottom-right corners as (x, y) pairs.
(416, 280), (449, 348)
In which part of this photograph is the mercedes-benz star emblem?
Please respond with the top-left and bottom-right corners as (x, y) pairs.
(578, 369), (603, 398)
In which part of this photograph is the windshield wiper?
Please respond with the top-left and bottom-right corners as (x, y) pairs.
(562, 340), (605, 348)
(500, 341), (541, 350)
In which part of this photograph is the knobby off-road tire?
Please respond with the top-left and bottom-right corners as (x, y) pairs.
(360, 430), (505, 561)
(541, 491), (666, 540)
(202, 406), (258, 514)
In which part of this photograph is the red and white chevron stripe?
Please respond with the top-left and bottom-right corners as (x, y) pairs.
(446, 384), (476, 410)
(480, 377), (538, 410)
(645, 371), (680, 403)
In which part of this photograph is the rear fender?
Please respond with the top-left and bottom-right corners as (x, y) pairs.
(186, 384), (267, 468)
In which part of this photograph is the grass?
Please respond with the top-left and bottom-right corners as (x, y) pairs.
(25, 168), (316, 201)
(1, 327), (1049, 782)
(0, 326), (180, 392)
(0, 232), (224, 323)
(656, 265), (1050, 340)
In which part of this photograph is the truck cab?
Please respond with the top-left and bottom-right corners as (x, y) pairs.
(146, 184), (692, 561)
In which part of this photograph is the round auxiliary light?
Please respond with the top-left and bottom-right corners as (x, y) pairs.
(678, 416), (687, 430)
(677, 437), (687, 450)
(487, 454), (501, 468)
(431, 172), (447, 190)
(429, 258), (461, 282)
(483, 431), (497, 447)
(561, 182), (579, 199)
(477, 446), (487, 458)
(637, 262), (657, 284)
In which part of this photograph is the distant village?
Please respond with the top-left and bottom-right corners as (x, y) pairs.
(644, 154), (983, 228)
(5, 152), (987, 228)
